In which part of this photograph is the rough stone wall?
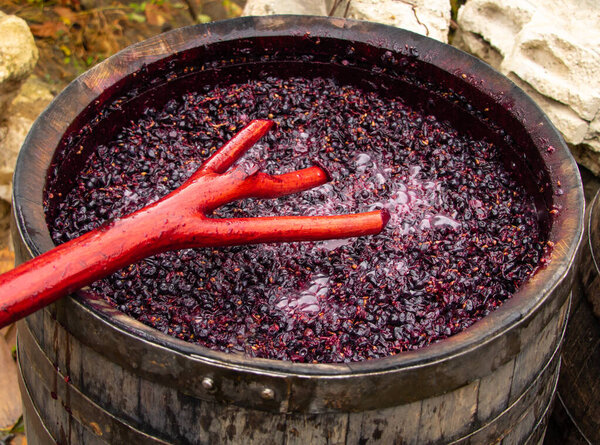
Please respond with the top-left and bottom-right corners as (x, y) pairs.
(0, 10), (53, 203)
(335, 0), (450, 43)
(243, 0), (451, 43)
(0, 11), (38, 113)
(0, 76), (54, 203)
(455, 0), (600, 174)
(243, 0), (330, 16)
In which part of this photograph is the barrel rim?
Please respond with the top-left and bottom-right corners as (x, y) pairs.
(13, 15), (584, 379)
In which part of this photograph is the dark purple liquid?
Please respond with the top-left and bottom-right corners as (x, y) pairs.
(47, 75), (549, 363)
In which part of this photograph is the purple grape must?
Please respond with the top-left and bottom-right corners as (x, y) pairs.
(46, 75), (552, 363)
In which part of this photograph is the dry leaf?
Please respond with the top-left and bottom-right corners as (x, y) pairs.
(0, 248), (14, 275)
(222, 0), (243, 18)
(29, 21), (68, 38)
(0, 324), (16, 354)
(11, 433), (27, 445)
(145, 4), (166, 27)
(53, 6), (77, 26)
(0, 336), (21, 430)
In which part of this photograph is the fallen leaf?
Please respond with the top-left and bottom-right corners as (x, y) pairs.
(127, 12), (146, 23)
(29, 21), (68, 38)
(0, 324), (16, 354)
(0, 248), (14, 275)
(0, 336), (21, 430)
(145, 4), (166, 27)
(196, 14), (211, 23)
(222, 0), (243, 18)
(10, 432), (27, 445)
(53, 6), (77, 26)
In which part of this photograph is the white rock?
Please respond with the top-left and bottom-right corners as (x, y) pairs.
(454, 31), (503, 69)
(0, 76), (54, 203)
(243, 0), (451, 43)
(455, 0), (600, 174)
(456, 0), (537, 57)
(588, 115), (600, 149)
(243, 0), (328, 16)
(341, 0), (450, 43)
(580, 115), (600, 173)
(502, 27), (600, 121)
(508, 74), (589, 145)
(0, 114), (31, 202)
(0, 11), (39, 117)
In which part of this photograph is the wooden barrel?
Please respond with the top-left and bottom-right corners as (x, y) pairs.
(11, 16), (583, 444)
(548, 189), (600, 444)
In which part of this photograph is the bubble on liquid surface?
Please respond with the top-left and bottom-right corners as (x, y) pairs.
(317, 238), (352, 251)
(275, 274), (330, 317)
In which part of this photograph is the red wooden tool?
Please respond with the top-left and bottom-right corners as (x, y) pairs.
(0, 119), (389, 328)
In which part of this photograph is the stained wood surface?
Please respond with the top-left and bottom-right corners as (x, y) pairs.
(0, 248), (14, 274)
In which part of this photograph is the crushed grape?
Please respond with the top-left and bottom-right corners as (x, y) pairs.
(46, 75), (550, 363)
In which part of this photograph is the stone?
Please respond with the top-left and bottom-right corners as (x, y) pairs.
(0, 115), (31, 202)
(0, 76), (54, 203)
(0, 335), (20, 430)
(243, 0), (328, 16)
(455, 1), (537, 58)
(573, 114), (600, 174)
(455, 0), (600, 174)
(243, 0), (451, 43)
(0, 11), (39, 118)
(341, 0), (450, 43)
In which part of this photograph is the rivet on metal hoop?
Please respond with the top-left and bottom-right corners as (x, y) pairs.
(261, 388), (275, 400)
(202, 377), (215, 391)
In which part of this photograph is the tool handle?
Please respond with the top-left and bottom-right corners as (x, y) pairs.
(0, 212), (167, 328)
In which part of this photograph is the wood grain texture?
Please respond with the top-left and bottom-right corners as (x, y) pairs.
(554, 272), (600, 443)
(284, 413), (348, 445)
(15, 298), (569, 444)
(509, 301), (566, 404)
(463, 339), (561, 444)
(546, 394), (590, 445)
(418, 380), (479, 443)
(347, 404), (419, 445)
(476, 358), (515, 424)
